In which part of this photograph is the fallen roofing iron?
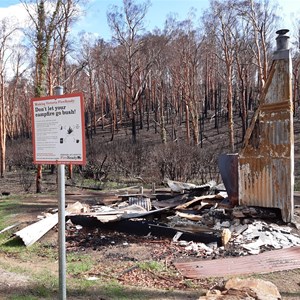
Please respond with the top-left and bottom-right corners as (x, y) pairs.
(15, 212), (59, 247)
(0, 223), (21, 234)
(15, 201), (85, 246)
(165, 178), (216, 194)
(174, 246), (300, 278)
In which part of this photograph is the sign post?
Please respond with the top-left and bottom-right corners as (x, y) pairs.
(31, 89), (86, 300)
(55, 86), (66, 300)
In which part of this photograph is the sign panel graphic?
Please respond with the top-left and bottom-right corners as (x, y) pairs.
(31, 93), (86, 165)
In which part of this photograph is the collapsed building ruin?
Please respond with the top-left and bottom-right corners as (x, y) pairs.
(4, 29), (299, 281)
(220, 29), (294, 223)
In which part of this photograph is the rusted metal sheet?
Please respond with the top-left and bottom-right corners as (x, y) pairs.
(174, 246), (300, 278)
(239, 30), (294, 222)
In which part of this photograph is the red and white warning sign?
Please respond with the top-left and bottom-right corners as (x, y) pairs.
(31, 93), (86, 165)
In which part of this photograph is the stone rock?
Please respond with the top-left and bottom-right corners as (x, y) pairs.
(225, 277), (281, 300)
(221, 228), (231, 246)
(198, 277), (281, 299)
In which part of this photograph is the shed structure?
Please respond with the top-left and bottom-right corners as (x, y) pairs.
(238, 29), (294, 222)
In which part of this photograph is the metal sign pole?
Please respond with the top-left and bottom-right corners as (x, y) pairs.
(55, 85), (66, 300)
(32, 87), (86, 299)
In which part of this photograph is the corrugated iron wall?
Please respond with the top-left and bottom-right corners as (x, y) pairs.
(238, 31), (294, 222)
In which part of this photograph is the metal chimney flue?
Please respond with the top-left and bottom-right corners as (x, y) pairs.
(239, 27), (294, 223)
(276, 29), (289, 50)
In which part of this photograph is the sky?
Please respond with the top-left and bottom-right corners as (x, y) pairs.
(0, 0), (300, 42)
(75, 0), (210, 40)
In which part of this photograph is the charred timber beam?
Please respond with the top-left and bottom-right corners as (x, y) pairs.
(69, 216), (222, 246)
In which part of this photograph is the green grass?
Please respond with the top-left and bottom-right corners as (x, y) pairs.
(137, 260), (166, 272)
(31, 272), (58, 297)
(0, 197), (21, 227)
(103, 280), (126, 298)
(67, 252), (94, 276)
(8, 296), (40, 300)
(0, 194), (201, 300)
(0, 196), (30, 254)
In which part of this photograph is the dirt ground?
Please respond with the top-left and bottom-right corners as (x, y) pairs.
(0, 174), (300, 299)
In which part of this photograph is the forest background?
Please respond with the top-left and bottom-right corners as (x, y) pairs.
(0, 0), (300, 193)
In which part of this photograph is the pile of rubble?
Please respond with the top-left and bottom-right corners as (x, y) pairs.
(12, 179), (300, 261)
(65, 179), (300, 259)
(171, 216), (300, 258)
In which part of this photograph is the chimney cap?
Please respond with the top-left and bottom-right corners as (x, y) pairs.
(276, 29), (289, 35)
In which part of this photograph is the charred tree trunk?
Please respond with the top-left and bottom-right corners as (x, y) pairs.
(36, 164), (42, 193)
(132, 108), (137, 144)
(0, 73), (5, 178)
(227, 65), (234, 152)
